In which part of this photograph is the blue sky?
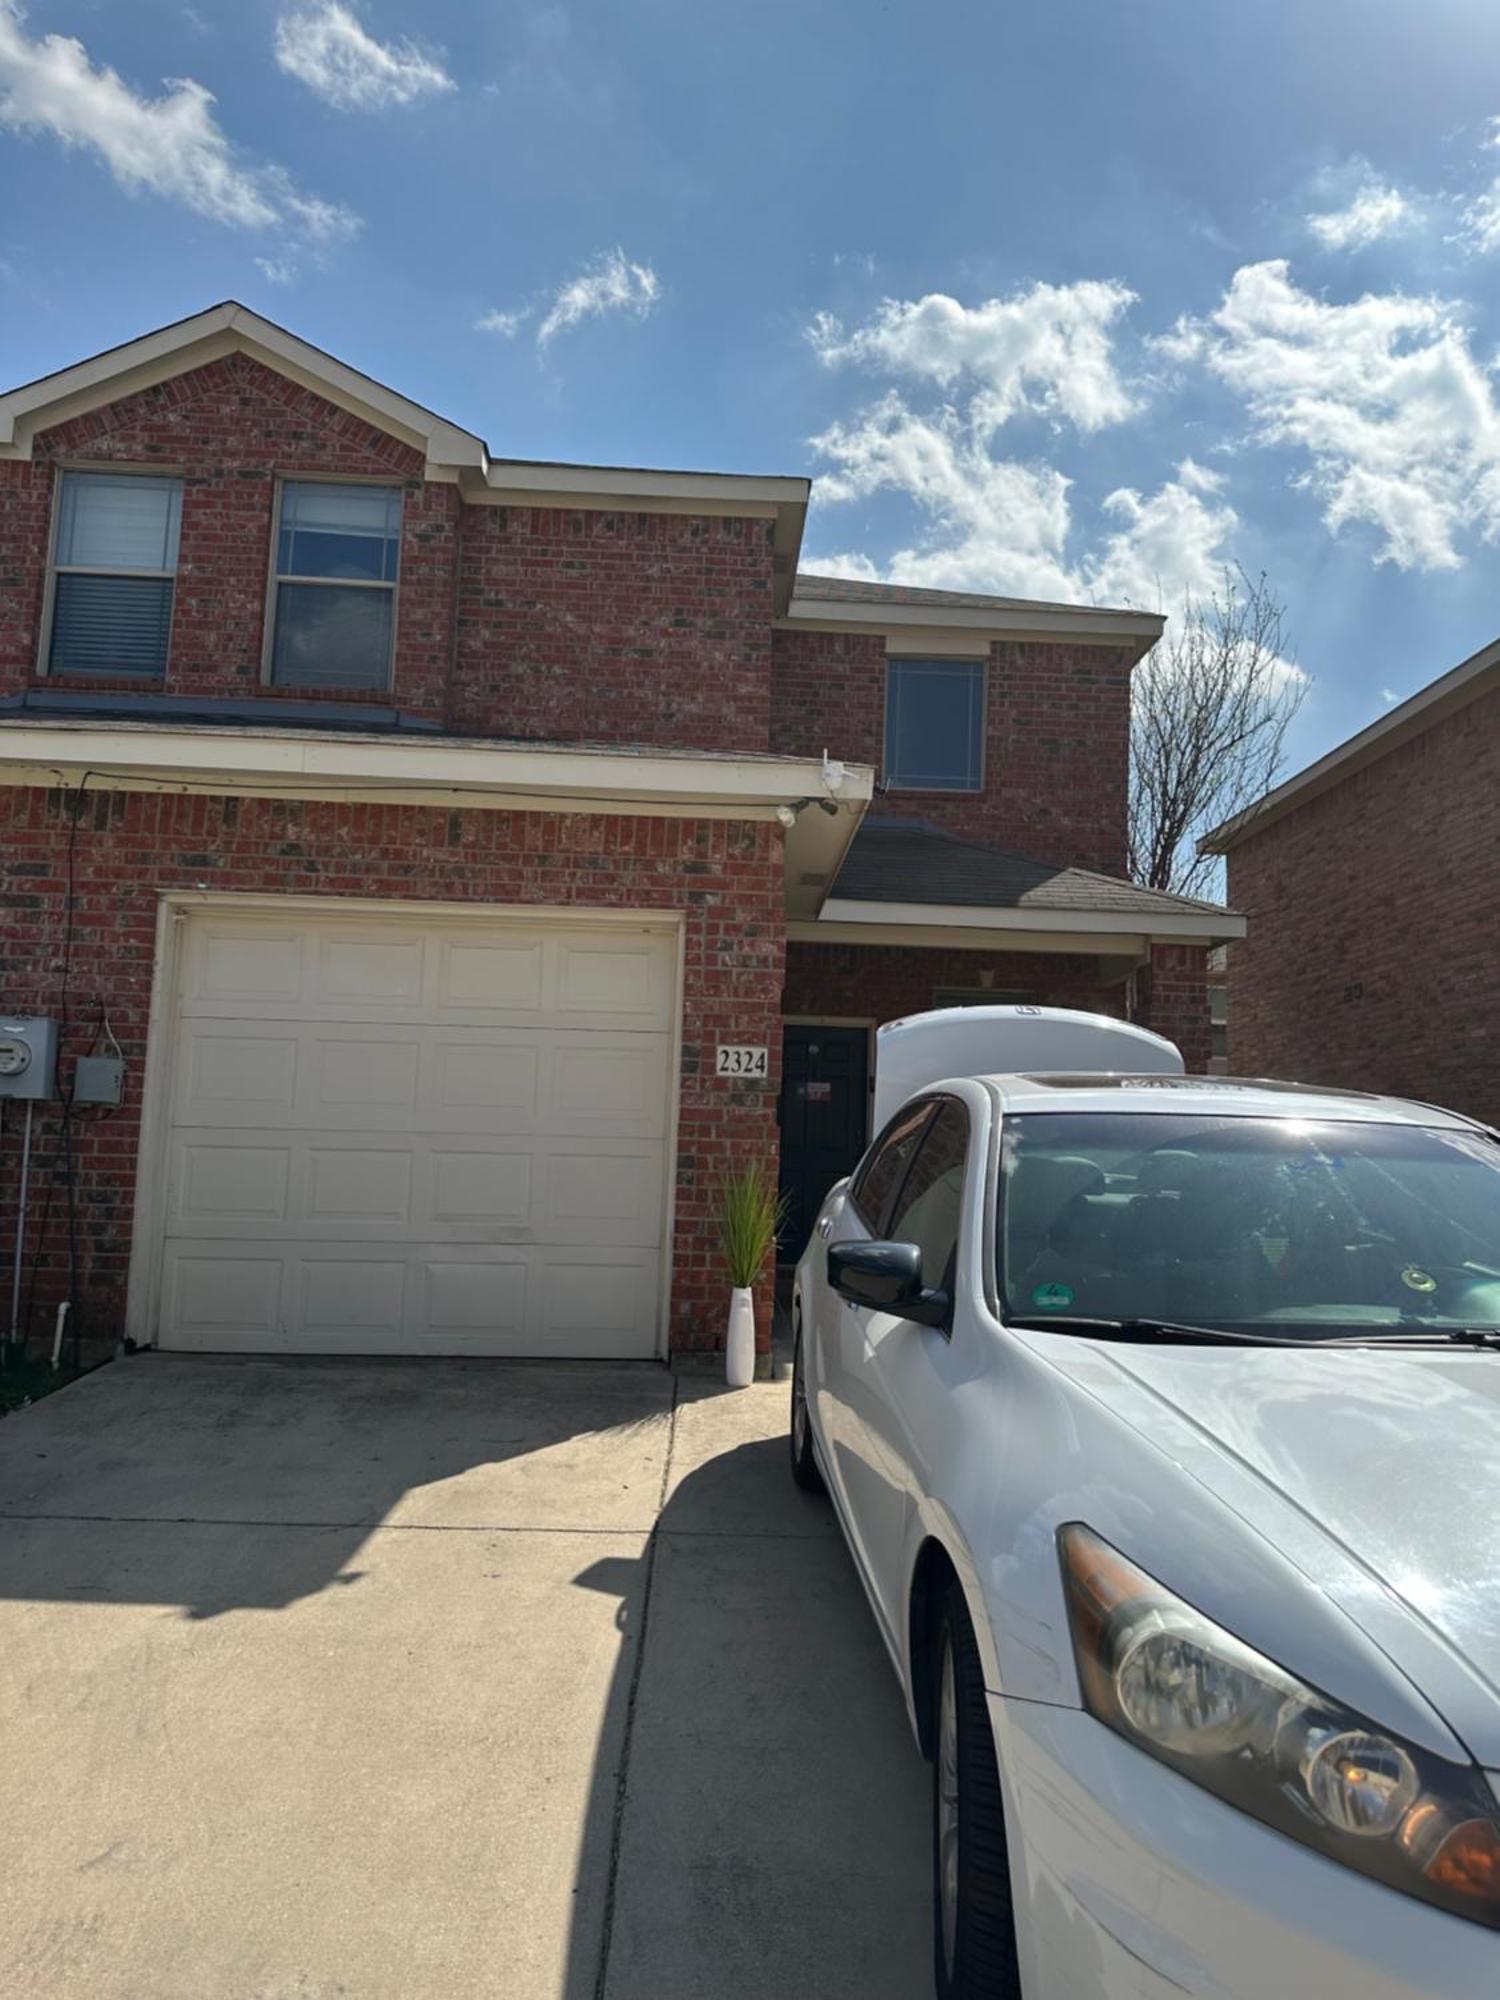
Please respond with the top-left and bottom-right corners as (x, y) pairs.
(5, 0), (1500, 772)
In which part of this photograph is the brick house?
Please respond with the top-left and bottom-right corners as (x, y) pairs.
(1204, 635), (1498, 1126)
(0, 304), (1238, 1366)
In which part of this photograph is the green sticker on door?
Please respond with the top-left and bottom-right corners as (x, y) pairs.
(1032, 1283), (1075, 1310)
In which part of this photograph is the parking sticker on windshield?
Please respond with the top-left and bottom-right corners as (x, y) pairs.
(1032, 1283), (1075, 1311)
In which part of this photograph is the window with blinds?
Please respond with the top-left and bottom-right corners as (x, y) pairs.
(48, 471), (183, 678)
(268, 481), (401, 690)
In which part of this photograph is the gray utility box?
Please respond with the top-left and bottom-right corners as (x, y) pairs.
(73, 1055), (125, 1107)
(0, 1017), (58, 1100)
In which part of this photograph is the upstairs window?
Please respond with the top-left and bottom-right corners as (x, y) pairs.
(268, 481), (401, 690)
(884, 657), (985, 792)
(48, 471), (183, 679)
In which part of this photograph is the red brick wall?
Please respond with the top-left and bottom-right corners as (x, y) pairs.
(784, 942), (1128, 1025)
(1225, 688), (1500, 1124)
(451, 506), (775, 749)
(772, 630), (1135, 872)
(1, 353), (457, 720)
(1137, 942), (1212, 1075)
(0, 788), (786, 1356)
(0, 353), (776, 753)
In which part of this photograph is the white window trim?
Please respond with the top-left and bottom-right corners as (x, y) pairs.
(881, 653), (988, 796)
(262, 473), (404, 693)
(38, 464), (184, 681)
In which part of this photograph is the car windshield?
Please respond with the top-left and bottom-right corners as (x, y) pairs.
(998, 1112), (1500, 1338)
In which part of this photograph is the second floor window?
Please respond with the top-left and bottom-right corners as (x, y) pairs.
(48, 471), (183, 679)
(884, 657), (985, 791)
(269, 481), (401, 690)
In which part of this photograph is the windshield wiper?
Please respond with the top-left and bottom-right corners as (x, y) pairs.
(1003, 1315), (1314, 1347)
(1004, 1316), (1500, 1350)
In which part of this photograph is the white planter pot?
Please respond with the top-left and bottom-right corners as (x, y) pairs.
(725, 1286), (756, 1388)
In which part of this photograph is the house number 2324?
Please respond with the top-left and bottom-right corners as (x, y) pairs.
(716, 1045), (769, 1078)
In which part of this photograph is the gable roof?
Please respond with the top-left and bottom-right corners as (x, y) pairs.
(831, 817), (1239, 938)
(0, 301), (813, 605)
(1202, 631), (1500, 853)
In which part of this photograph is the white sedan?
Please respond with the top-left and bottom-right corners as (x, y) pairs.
(791, 1070), (1500, 1999)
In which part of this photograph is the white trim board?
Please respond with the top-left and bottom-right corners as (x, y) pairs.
(0, 720), (872, 922)
(812, 896), (1244, 943)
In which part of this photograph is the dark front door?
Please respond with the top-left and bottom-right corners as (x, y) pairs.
(777, 1025), (871, 1260)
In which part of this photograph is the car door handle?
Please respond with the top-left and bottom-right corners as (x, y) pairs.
(817, 1216), (833, 1238)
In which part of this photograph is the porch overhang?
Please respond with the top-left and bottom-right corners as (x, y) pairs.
(788, 895), (1245, 957)
(0, 717), (874, 922)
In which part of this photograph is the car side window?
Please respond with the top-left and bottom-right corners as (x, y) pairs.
(850, 1100), (935, 1233)
(887, 1097), (969, 1290)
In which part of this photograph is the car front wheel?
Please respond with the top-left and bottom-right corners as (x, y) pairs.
(933, 1584), (1022, 1998)
(788, 1322), (824, 1493)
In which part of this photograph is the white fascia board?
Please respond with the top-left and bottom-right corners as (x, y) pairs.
(0, 720), (868, 812)
(0, 304), (487, 474)
(788, 919), (1149, 956)
(470, 462), (808, 510)
(780, 597), (1164, 651)
(0, 720), (874, 816)
(817, 896), (1245, 943)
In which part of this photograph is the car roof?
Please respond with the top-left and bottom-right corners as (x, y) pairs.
(964, 1073), (1484, 1129)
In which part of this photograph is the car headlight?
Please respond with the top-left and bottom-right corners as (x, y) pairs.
(1060, 1524), (1500, 1930)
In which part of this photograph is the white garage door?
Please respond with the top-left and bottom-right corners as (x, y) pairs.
(152, 907), (677, 1357)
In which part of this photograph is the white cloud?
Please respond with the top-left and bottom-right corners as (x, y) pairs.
(810, 280), (1139, 435)
(807, 388), (1235, 606)
(274, 3), (453, 112)
(255, 255), (296, 285)
(1307, 179), (1414, 251)
(475, 306), (527, 338)
(804, 280), (1234, 606)
(0, 0), (357, 258)
(537, 249), (659, 346)
(1171, 259), (1500, 570)
(480, 249), (661, 350)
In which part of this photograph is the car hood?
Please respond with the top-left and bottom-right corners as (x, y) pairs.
(1057, 1339), (1500, 1765)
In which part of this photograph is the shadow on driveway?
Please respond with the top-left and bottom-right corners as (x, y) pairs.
(0, 1359), (929, 1998)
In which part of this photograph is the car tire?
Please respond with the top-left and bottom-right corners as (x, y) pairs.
(788, 1324), (825, 1493)
(933, 1584), (1023, 2000)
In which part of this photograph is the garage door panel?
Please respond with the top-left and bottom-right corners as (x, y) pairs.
(176, 1032), (299, 1125)
(430, 1149), (533, 1229)
(163, 1251), (285, 1348)
(183, 925), (307, 1010)
(156, 910), (675, 1356)
(540, 1258), (657, 1356)
(305, 1149), (414, 1224)
(552, 1041), (669, 1133)
(437, 936), (546, 1013)
(299, 1258), (407, 1343)
(542, 1150), (665, 1242)
(432, 1041), (541, 1117)
(174, 1144), (291, 1225)
(421, 1258), (529, 1349)
(316, 931), (425, 1008)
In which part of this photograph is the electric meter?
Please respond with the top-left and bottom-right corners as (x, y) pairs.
(0, 1019), (57, 1100)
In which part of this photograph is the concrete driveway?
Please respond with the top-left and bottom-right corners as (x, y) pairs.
(0, 1355), (929, 1999)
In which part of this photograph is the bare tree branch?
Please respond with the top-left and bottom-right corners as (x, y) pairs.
(1129, 567), (1305, 898)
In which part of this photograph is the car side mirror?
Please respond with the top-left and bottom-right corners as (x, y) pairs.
(827, 1240), (952, 1330)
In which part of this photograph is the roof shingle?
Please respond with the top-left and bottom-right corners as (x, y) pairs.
(833, 818), (1234, 918)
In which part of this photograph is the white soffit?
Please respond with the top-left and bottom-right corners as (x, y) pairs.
(0, 719), (872, 920)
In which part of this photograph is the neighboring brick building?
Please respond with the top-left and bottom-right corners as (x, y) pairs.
(1204, 637), (1499, 1126)
(0, 304), (1236, 1364)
